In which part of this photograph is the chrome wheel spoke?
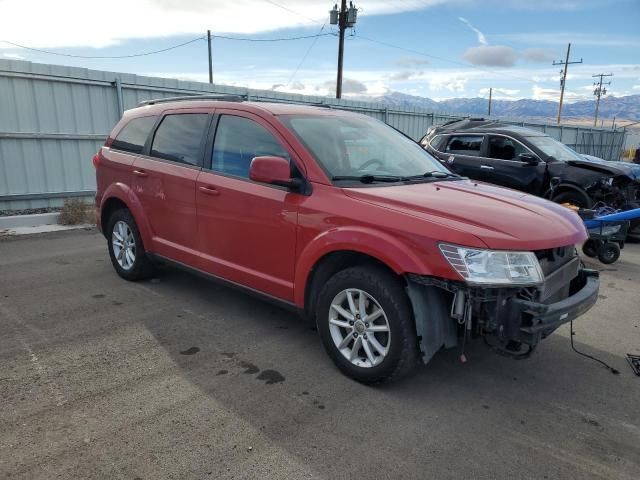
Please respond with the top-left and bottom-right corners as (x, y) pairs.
(112, 221), (136, 271)
(350, 336), (362, 361)
(346, 291), (357, 316)
(367, 324), (389, 333)
(328, 288), (391, 369)
(331, 304), (354, 321)
(338, 332), (354, 350)
(329, 318), (351, 329)
(362, 338), (376, 366)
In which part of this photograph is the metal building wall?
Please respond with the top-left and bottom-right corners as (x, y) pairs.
(0, 59), (627, 210)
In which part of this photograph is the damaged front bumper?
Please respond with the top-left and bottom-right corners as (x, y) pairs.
(407, 266), (600, 364)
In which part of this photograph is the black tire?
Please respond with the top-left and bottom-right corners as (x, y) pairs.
(106, 208), (155, 281)
(582, 239), (599, 258)
(551, 189), (593, 209)
(620, 202), (640, 242)
(315, 265), (418, 384)
(597, 242), (620, 264)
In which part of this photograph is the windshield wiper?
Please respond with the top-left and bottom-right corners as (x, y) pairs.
(332, 174), (407, 184)
(404, 171), (461, 180)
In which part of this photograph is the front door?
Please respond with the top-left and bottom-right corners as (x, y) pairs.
(479, 135), (546, 193)
(132, 111), (211, 265)
(196, 111), (300, 301)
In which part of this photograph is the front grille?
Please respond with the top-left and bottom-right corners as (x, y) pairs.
(535, 246), (578, 303)
(535, 245), (576, 276)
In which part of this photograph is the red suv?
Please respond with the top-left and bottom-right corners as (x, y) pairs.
(95, 96), (599, 383)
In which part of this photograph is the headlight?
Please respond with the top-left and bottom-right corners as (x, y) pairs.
(439, 243), (544, 286)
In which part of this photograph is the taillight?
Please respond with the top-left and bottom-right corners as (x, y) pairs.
(92, 152), (101, 168)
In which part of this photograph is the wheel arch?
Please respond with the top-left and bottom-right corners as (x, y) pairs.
(547, 182), (592, 206)
(99, 183), (152, 248)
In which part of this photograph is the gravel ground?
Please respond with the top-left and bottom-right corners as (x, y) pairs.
(0, 207), (62, 217)
(1, 229), (639, 479)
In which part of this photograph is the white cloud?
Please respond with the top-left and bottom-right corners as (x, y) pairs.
(633, 85), (640, 90)
(532, 84), (591, 102)
(493, 32), (640, 47)
(464, 45), (518, 67)
(2, 52), (25, 59)
(458, 17), (488, 45)
(0, 0), (445, 49)
(388, 70), (424, 81)
(429, 77), (466, 93)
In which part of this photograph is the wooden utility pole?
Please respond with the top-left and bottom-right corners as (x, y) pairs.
(207, 30), (213, 84)
(330, 1), (357, 99)
(553, 43), (583, 124)
(487, 87), (492, 116)
(592, 73), (613, 127)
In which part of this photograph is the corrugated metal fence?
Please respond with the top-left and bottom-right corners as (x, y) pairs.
(0, 59), (627, 210)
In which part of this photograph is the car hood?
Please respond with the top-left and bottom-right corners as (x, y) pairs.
(573, 156), (640, 180)
(343, 180), (587, 250)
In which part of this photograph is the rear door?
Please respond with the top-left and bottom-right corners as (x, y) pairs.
(195, 110), (300, 301)
(132, 110), (211, 265)
(479, 135), (546, 193)
(438, 134), (486, 180)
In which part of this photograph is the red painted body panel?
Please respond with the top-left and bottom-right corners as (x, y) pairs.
(96, 100), (589, 311)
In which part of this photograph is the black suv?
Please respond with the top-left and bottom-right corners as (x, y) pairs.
(421, 119), (640, 239)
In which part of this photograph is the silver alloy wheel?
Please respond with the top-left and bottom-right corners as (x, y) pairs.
(112, 220), (136, 271)
(328, 288), (391, 368)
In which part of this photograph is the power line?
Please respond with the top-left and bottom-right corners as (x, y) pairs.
(1, 33), (336, 60)
(0, 37), (205, 59)
(261, 0), (324, 24)
(287, 22), (328, 86)
(211, 33), (335, 42)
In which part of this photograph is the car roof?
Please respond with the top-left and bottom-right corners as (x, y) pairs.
(125, 100), (353, 118)
(432, 118), (547, 137)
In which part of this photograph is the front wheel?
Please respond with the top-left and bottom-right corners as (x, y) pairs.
(315, 265), (418, 384)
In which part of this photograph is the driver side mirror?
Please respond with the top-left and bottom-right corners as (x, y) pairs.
(249, 156), (302, 190)
(519, 153), (540, 165)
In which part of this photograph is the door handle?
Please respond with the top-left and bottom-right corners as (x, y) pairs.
(480, 165), (494, 170)
(133, 169), (148, 177)
(199, 185), (220, 196)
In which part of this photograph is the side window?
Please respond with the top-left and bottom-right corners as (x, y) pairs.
(211, 115), (289, 178)
(446, 135), (483, 156)
(150, 113), (209, 166)
(430, 134), (448, 151)
(111, 116), (157, 154)
(488, 136), (529, 161)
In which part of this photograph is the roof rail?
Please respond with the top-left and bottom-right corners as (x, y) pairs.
(138, 94), (247, 106)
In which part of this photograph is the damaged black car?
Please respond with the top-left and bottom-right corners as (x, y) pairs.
(421, 119), (640, 239)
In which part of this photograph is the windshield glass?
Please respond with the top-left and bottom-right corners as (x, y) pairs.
(282, 114), (450, 179)
(525, 135), (583, 161)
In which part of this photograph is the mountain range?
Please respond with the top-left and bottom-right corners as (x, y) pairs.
(370, 92), (640, 122)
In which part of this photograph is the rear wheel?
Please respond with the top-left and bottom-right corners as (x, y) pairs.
(315, 265), (418, 384)
(598, 242), (620, 264)
(106, 209), (154, 281)
(552, 189), (593, 209)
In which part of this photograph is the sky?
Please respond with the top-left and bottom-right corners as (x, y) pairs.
(1, 0), (639, 103)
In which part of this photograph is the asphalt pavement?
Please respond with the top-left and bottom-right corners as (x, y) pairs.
(1, 229), (639, 479)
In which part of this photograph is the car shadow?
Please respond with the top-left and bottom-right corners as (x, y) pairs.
(134, 262), (640, 478)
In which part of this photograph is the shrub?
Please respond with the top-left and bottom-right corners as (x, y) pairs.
(58, 198), (93, 225)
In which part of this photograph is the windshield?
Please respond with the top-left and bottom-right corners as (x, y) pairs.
(525, 135), (583, 161)
(282, 114), (450, 180)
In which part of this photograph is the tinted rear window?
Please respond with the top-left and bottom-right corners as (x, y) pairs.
(446, 135), (483, 155)
(111, 116), (157, 154)
(150, 114), (209, 166)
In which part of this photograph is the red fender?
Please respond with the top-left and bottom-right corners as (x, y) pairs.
(293, 226), (432, 307)
(100, 183), (153, 250)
